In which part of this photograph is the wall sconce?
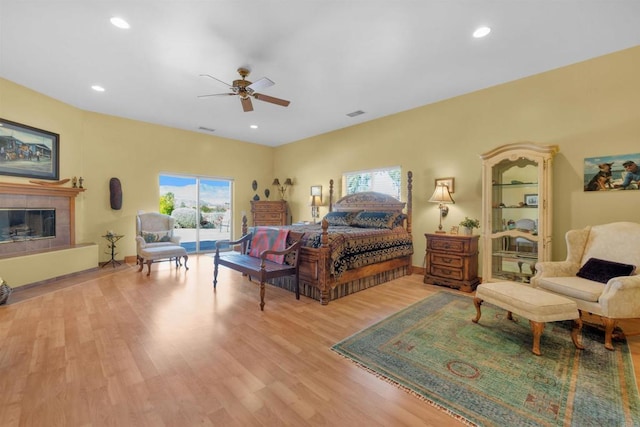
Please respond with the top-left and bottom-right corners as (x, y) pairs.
(272, 178), (293, 200)
(428, 183), (455, 233)
(310, 185), (322, 222)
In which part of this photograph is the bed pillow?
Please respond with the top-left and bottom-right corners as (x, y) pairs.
(393, 213), (408, 228)
(323, 211), (359, 226)
(351, 211), (399, 229)
(576, 258), (635, 284)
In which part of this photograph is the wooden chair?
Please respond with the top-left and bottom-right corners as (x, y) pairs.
(213, 229), (302, 311)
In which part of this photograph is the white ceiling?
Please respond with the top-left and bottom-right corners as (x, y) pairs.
(1, 1), (639, 147)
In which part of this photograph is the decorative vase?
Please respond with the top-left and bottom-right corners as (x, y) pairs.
(461, 227), (473, 236)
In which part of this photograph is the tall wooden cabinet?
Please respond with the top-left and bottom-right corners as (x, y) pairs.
(250, 200), (290, 226)
(480, 142), (558, 283)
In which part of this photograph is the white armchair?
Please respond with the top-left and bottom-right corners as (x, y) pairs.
(136, 212), (180, 260)
(531, 222), (640, 350)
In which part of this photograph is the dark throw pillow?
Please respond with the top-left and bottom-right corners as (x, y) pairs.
(351, 211), (399, 229)
(576, 258), (636, 284)
(323, 211), (359, 226)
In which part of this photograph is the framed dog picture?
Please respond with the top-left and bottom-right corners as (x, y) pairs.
(584, 153), (640, 191)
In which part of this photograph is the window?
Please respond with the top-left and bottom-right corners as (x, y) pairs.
(342, 166), (402, 199)
(159, 174), (232, 253)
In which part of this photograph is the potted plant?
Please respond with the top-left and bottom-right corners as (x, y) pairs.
(459, 217), (480, 235)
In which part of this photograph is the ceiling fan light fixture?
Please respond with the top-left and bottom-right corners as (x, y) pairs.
(110, 17), (130, 29)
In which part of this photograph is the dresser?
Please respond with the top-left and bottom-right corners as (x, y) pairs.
(424, 233), (480, 292)
(250, 200), (290, 226)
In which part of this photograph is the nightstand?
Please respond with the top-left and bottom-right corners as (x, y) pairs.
(424, 233), (480, 292)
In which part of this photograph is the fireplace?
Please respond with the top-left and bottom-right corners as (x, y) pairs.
(0, 182), (84, 257)
(0, 208), (56, 243)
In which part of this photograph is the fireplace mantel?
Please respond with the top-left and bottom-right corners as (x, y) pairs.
(0, 181), (85, 198)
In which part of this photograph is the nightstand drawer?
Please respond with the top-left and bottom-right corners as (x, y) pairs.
(429, 238), (466, 253)
(430, 265), (464, 281)
(430, 253), (463, 268)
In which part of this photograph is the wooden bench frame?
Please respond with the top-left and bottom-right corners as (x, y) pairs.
(213, 232), (302, 310)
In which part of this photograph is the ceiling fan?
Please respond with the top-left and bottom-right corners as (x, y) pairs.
(198, 68), (290, 112)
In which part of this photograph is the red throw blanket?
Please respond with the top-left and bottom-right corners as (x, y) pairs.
(249, 227), (290, 264)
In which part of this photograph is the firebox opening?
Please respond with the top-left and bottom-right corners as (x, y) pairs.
(0, 208), (56, 243)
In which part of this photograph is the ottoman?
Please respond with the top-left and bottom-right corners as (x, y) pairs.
(472, 281), (583, 356)
(137, 245), (189, 276)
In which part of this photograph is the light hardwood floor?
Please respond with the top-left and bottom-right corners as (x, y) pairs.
(1, 256), (639, 426)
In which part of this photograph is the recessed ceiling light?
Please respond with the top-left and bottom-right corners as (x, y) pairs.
(110, 17), (130, 29)
(91, 85), (105, 92)
(473, 26), (491, 38)
(250, 125), (258, 129)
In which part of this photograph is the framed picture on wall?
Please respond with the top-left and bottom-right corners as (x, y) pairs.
(584, 152), (640, 191)
(0, 118), (59, 180)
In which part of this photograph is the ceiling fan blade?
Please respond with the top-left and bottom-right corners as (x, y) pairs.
(197, 93), (236, 98)
(241, 97), (254, 112)
(247, 77), (274, 92)
(253, 93), (290, 107)
(199, 74), (232, 87)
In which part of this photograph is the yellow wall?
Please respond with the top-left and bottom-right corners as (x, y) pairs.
(0, 78), (275, 264)
(2, 45), (640, 280)
(275, 46), (640, 268)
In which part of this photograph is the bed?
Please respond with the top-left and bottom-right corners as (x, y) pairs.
(240, 171), (414, 304)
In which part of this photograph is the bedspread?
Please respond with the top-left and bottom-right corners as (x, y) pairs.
(275, 224), (413, 278)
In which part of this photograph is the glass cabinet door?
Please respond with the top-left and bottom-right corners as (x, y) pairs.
(481, 143), (558, 283)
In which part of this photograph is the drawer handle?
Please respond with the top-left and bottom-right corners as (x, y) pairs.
(442, 257), (454, 263)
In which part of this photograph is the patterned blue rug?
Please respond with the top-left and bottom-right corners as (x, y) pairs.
(332, 292), (640, 426)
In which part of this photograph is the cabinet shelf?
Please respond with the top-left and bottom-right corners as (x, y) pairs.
(492, 182), (538, 188)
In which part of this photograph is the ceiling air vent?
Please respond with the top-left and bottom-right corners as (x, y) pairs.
(346, 110), (365, 118)
(198, 126), (216, 132)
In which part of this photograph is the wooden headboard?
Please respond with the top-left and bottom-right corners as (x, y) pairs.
(326, 171), (413, 234)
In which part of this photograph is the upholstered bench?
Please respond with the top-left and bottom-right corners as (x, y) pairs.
(472, 281), (583, 356)
(136, 243), (188, 276)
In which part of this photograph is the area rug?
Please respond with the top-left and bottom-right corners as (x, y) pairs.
(332, 292), (640, 426)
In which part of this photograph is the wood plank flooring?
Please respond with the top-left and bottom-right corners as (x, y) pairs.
(1, 255), (639, 426)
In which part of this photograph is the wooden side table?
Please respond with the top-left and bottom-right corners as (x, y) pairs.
(424, 233), (480, 292)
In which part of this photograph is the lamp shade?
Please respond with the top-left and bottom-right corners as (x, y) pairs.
(283, 178), (293, 186)
(272, 178), (281, 186)
(428, 184), (455, 204)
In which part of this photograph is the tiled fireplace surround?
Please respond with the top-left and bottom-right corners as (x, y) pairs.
(0, 182), (84, 257)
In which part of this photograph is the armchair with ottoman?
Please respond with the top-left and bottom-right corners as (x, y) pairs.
(136, 212), (188, 276)
(531, 221), (640, 350)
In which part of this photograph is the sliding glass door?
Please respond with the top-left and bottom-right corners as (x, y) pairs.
(159, 174), (232, 253)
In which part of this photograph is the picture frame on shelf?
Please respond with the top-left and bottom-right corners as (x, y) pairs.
(524, 193), (538, 207)
(434, 177), (455, 193)
(0, 118), (59, 180)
